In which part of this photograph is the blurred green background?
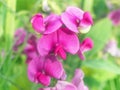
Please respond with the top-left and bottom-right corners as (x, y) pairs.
(0, 0), (120, 90)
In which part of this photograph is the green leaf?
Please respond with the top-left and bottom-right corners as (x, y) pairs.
(82, 59), (120, 75)
(85, 18), (112, 57)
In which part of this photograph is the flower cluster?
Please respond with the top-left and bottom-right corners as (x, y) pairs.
(39, 69), (88, 90)
(24, 6), (94, 89)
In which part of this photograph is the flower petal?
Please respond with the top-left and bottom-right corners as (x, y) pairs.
(78, 38), (93, 60)
(60, 70), (67, 80)
(39, 87), (56, 90)
(24, 44), (37, 62)
(38, 73), (51, 86)
(55, 45), (67, 60)
(80, 12), (93, 27)
(79, 26), (91, 34)
(108, 9), (120, 26)
(66, 6), (84, 20)
(72, 69), (88, 90)
(27, 56), (45, 83)
(44, 55), (64, 79)
(31, 13), (45, 33)
(79, 12), (93, 34)
(72, 69), (84, 87)
(27, 34), (37, 46)
(80, 37), (94, 52)
(37, 32), (57, 56)
(39, 88), (51, 90)
(77, 80), (89, 90)
(77, 49), (85, 60)
(56, 81), (77, 90)
(26, 57), (32, 64)
(44, 14), (62, 34)
(59, 28), (79, 54)
(61, 12), (78, 33)
(14, 28), (27, 46)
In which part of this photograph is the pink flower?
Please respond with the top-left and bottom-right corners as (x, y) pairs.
(37, 27), (79, 60)
(61, 6), (93, 33)
(13, 28), (27, 51)
(78, 38), (94, 60)
(24, 34), (38, 63)
(108, 9), (120, 26)
(28, 55), (65, 86)
(25, 35), (66, 86)
(39, 69), (88, 90)
(28, 6), (94, 89)
(31, 13), (62, 34)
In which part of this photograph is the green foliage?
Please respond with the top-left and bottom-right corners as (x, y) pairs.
(83, 59), (120, 74)
(16, 0), (37, 11)
(85, 18), (112, 58)
(93, 0), (109, 19)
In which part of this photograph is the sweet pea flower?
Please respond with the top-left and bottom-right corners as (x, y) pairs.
(78, 38), (94, 60)
(39, 69), (88, 90)
(13, 28), (27, 51)
(37, 27), (79, 60)
(108, 9), (120, 26)
(61, 6), (93, 33)
(24, 34), (38, 63)
(28, 55), (65, 86)
(28, 6), (94, 89)
(31, 13), (62, 34)
(25, 34), (66, 85)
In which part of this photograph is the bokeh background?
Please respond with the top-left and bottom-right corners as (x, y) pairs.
(0, 0), (120, 90)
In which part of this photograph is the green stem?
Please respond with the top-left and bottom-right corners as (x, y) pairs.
(4, 0), (16, 50)
(83, 0), (93, 12)
(110, 80), (116, 90)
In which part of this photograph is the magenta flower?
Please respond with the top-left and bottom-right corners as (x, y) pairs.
(61, 6), (93, 34)
(31, 13), (62, 34)
(25, 35), (65, 86)
(27, 6), (94, 89)
(39, 69), (88, 90)
(78, 38), (94, 60)
(13, 28), (27, 51)
(28, 55), (65, 86)
(24, 34), (38, 63)
(37, 27), (79, 60)
(108, 9), (120, 26)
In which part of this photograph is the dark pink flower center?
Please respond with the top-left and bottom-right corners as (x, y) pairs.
(82, 12), (93, 25)
(34, 72), (41, 83)
(35, 72), (50, 86)
(55, 44), (66, 60)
